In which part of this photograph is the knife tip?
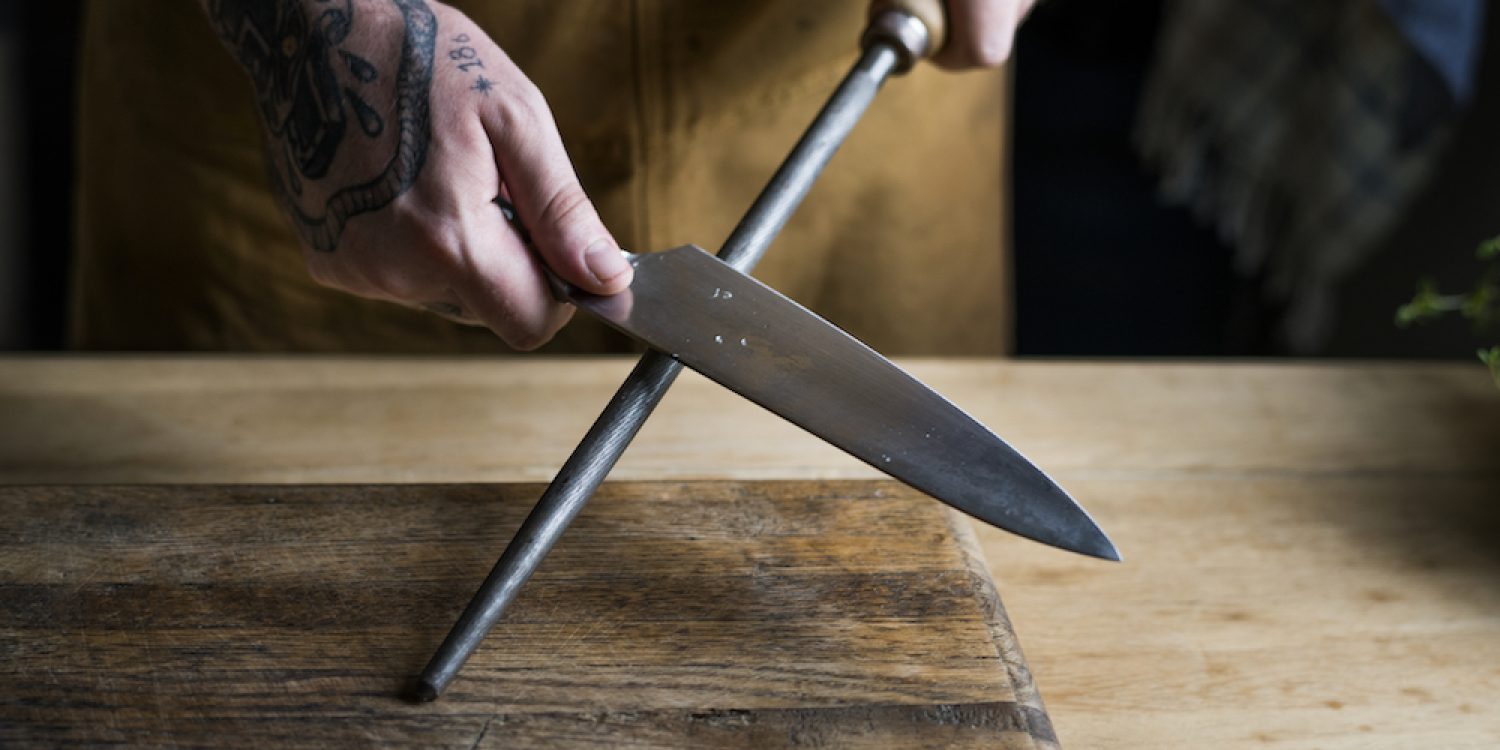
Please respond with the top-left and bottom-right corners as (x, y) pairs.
(1067, 514), (1122, 562)
(1090, 536), (1123, 563)
(1000, 502), (1123, 561)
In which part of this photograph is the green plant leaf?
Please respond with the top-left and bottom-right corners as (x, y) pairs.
(1397, 279), (1440, 326)
(1397, 279), (1467, 326)
(1464, 282), (1496, 327)
(1479, 236), (1500, 260)
(1479, 346), (1500, 387)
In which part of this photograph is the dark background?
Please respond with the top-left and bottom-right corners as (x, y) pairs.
(1012, 0), (1500, 358)
(0, 1), (81, 350)
(0, 0), (1493, 358)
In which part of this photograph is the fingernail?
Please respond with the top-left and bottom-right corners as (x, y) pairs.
(584, 238), (631, 285)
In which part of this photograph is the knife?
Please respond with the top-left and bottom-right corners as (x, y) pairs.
(415, 1), (1113, 702)
(513, 206), (1121, 563)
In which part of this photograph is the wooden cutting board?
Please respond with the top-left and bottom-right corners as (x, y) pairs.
(0, 480), (1055, 748)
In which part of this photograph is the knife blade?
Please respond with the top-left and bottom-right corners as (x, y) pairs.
(417, 11), (1093, 701)
(563, 243), (1120, 561)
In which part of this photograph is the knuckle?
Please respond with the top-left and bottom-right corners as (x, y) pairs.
(535, 185), (593, 241)
(502, 321), (551, 351)
(507, 331), (548, 352)
(495, 80), (552, 132)
(499, 307), (569, 351)
(515, 79), (551, 115)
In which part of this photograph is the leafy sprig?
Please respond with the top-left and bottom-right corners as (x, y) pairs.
(1397, 236), (1500, 386)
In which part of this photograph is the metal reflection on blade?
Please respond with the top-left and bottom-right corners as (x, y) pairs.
(569, 245), (1120, 562)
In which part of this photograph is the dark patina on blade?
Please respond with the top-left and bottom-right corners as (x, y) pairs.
(568, 245), (1120, 561)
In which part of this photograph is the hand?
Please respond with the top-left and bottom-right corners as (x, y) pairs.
(932, 0), (1039, 69)
(204, 0), (629, 350)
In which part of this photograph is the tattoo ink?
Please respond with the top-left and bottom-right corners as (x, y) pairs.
(447, 33), (490, 96)
(347, 87), (385, 137)
(340, 50), (379, 82)
(208, 0), (437, 252)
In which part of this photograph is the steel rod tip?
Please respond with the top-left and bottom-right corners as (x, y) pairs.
(404, 678), (441, 704)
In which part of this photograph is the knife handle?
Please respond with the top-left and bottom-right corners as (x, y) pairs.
(865, 0), (947, 71)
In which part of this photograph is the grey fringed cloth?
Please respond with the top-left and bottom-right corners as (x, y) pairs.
(1136, 0), (1483, 350)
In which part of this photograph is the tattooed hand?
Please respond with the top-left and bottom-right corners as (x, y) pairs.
(204, 0), (631, 349)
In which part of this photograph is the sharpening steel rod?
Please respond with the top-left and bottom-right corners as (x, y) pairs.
(413, 0), (948, 701)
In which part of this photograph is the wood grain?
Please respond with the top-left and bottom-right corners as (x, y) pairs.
(3, 358), (1495, 484)
(0, 481), (1055, 749)
(980, 475), (1500, 750)
(2, 356), (1498, 748)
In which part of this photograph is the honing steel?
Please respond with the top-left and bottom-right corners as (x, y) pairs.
(413, 0), (1116, 702)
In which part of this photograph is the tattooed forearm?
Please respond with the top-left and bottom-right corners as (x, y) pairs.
(446, 33), (493, 96)
(205, 0), (437, 252)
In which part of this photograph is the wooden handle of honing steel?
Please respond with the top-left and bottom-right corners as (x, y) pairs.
(868, 0), (948, 63)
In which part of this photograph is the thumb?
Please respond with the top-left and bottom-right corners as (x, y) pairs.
(481, 91), (632, 295)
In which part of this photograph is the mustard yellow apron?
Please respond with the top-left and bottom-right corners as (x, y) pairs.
(72, 0), (1008, 354)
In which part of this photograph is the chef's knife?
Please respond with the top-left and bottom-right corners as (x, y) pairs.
(541, 238), (1120, 562)
(416, 1), (1110, 702)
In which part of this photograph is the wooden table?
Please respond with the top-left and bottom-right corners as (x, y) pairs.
(2, 357), (1498, 748)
